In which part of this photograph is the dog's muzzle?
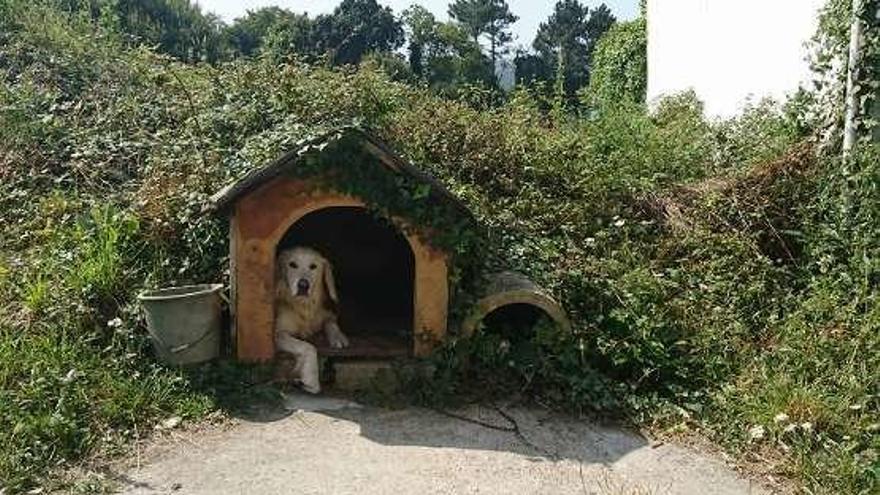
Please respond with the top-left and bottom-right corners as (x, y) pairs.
(296, 278), (310, 296)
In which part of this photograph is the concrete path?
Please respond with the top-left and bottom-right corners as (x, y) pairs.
(116, 393), (767, 495)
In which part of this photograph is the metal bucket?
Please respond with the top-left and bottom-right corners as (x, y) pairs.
(138, 284), (224, 365)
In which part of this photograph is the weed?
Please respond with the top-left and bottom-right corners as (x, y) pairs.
(22, 272), (50, 315)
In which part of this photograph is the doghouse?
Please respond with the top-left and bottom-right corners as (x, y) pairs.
(208, 127), (473, 362)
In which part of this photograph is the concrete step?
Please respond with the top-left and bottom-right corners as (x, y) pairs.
(330, 359), (397, 391)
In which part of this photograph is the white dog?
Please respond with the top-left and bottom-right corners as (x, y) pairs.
(275, 247), (348, 393)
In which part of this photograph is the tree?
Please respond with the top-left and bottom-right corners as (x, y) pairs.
(529, 0), (616, 98)
(225, 7), (314, 58)
(514, 50), (551, 86)
(402, 5), (437, 78)
(314, 0), (404, 66)
(60, 0), (229, 62)
(401, 4), (494, 93)
(448, 0), (518, 68)
(482, 0), (518, 67)
(585, 3), (616, 48)
(429, 21), (496, 93)
(224, 0), (403, 66)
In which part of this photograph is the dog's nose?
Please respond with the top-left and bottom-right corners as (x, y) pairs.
(297, 278), (310, 292)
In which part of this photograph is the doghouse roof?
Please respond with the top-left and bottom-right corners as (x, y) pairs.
(207, 126), (471, 217)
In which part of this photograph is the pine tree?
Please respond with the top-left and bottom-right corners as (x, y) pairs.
(448, 0), (518, 68)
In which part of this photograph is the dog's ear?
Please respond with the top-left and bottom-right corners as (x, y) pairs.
(322, 257), (338, 304)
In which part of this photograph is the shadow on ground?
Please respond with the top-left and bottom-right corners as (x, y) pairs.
(286, 390), (648, 466)
(176, 359), (646, 465)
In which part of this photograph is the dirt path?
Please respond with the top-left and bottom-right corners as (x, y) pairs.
(115, 393), (767, 495)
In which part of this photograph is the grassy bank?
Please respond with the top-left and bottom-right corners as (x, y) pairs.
(0, 2), (877, 493)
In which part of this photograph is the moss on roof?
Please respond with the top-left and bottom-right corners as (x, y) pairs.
(207, 126), (472, 219)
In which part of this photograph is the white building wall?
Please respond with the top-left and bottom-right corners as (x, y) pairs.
(647, 0), (826, 119)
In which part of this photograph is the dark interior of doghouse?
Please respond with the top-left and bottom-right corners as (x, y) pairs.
(480, 303), (551, 343)
(278, 207), (414, 357)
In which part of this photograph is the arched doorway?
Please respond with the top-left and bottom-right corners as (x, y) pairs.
(277, 207), (415, 356)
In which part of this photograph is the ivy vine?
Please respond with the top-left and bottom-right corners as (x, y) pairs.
(278, 128), (487, 327)
(810, 0), (880, 146)
(586, 17), (647, 107)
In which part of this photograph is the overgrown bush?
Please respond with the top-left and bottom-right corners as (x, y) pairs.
(0, 2), (877, 494)
(586, 17), (647, 107)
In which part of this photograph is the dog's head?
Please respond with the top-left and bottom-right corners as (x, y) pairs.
(276, 247), (338, 304)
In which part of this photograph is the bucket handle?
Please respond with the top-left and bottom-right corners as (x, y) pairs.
(150, 323), (217, 354)
(149, 286), (228, 355)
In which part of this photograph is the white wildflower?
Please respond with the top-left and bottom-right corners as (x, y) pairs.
(774, 412), (790, 424)
(107, 317), (123, 328)
(156, 416), (182, 430)
(60, 369), (78, 384)
(748, 425), (765, 441)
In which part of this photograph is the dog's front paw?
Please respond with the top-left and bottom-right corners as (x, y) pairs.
(328, 331), (349, 349)
(298, 379), (321, 394)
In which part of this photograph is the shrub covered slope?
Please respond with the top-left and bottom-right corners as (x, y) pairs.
(0, 2), (877, 493)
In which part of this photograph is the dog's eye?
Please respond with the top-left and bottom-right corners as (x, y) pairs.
(309, 263), (317, 270)
(289, 262), (298, 269)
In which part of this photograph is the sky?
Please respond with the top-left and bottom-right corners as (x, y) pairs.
(196, 0), (640, 49)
